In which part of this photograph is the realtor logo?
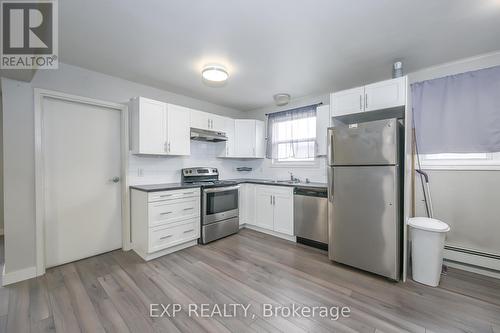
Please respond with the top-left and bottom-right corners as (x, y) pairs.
(1, 0), (58, 69)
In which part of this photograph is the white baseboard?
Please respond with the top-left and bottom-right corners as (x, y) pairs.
(243, 224), (297, 242)
(443, 247), (500, 280)
(444, 260), (500, 280)
(2, 265), (37, 286)
(133, 240), (198, 261)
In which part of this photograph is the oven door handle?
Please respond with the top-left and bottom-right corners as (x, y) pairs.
(203, 185), (240, 193)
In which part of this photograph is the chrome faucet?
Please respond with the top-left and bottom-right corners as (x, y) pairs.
(289, 172), (300, 183)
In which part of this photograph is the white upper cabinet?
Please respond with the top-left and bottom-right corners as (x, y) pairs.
(331, 87), (364, 116)
(190, 109), (210, 130)
(364, 77), (406, 112)
(130, 97), (190, 156)
(131, 97), (264, 158)
(131, 97), (166, 154)
(316, 104), (330, 156)
(165, 104), (191, 155)
(210, 114), (226, 132)
(190, 109), (226, 132)
(331, 76), (407, 116)
(219, 117), (235, 158)
(233, 119), (265, 158)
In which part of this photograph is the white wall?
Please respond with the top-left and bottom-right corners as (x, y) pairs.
(409, 51), (500, 259)
(1, 63), (248, 274)
(242, 93), (331, 183)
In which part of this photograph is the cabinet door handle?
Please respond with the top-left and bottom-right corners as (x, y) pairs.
(183, 207), (194, 211)
(182, 192), (194, 195)
(160, 235), (173, 240)
(226, 146), (229, 155)
(272, 195), (275, 205)
(253, 148), (255, 156)
(270, 195), (272, 205)
(359, 95), (363, 111)
(160, 211), (172, 215)
(183, 229), (195, 233)
(365, 93), (368, 109)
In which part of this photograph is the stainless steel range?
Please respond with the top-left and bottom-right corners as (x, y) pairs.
(182, 167), (239, 244)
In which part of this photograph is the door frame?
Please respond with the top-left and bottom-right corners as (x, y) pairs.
(34, 88), (131, 276)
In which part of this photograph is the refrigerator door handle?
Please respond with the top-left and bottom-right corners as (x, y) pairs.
(327, 168), (334, 203)
(327, 128), (334, 166)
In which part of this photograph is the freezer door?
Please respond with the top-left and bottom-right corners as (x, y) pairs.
(328, 165), (400, 280)
(327, 118), (399, 166)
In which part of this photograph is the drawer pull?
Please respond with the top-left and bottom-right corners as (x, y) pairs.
(183, 229), (195, 233)
(159, 235), (173, 240)
(160, 211), (172, 215)
(183, 207), (194, 211)
(159, 194), (172, 198)
(182, 192), (195, 195)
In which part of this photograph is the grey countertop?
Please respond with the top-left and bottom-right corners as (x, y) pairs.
(130, 178), (327, 192)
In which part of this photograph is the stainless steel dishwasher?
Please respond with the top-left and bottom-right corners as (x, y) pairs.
(294, 187), (328, 250)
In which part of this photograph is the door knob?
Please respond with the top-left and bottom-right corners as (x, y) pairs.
(110, 176), (120, 183)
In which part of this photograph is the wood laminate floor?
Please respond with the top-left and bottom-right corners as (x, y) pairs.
(1, 229), (499, 333)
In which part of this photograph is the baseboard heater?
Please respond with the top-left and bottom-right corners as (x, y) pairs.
(445, 245), (500, 260)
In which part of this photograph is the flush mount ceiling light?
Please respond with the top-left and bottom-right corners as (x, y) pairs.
(273, 93), (291, 106)
(202, 64), (229, 83)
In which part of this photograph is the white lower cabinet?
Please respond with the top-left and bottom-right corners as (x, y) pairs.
(239, 184), (255, 226)
(131, 188), (200, 260)
(252, 185), (294, 236)
(255, 186), (275, 230)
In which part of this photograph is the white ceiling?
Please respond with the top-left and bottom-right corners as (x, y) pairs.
(60, 0), (500, 111)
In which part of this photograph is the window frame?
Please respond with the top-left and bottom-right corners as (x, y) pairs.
(269, 113), (319, 168)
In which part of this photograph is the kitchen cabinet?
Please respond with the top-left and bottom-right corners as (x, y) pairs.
(219, 117), (235, 158)
(331, 87), (365, 116)
(166, 104), (191, 155)
(190, 109), (226, 132)
(364, 77), (406, 112)
(331, 76), (406, 116)
(130, 97), (190, 155)
(254, 185), (294, 236)
(316, 104), (330, 156)
(233, 120), (265, 158)
(238, 183), (255, 226)
(273, 191), (294, 235)
(130, 188), (201, 260)
(255, 186), (275, 230)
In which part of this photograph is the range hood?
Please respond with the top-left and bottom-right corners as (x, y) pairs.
(190, 128), (228, 142)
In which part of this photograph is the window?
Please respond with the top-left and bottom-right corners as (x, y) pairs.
(266, 105), (317, 166)
(420, 152), (500, 170)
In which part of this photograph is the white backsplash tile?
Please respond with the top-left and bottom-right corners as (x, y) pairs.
(128, 141), (327, 185)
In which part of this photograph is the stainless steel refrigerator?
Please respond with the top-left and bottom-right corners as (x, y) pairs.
(327, 117), (402, 280)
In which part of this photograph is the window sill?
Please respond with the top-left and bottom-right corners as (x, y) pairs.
(418, 163), (500, 171)
(271, 160), (321, 168)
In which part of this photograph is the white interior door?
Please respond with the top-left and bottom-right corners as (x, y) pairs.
(43, 97), (122, 268)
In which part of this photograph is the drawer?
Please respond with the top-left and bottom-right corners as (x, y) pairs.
(148, 220), (199, 253)
(148, 188), (200, 203)
(148, 197), (200, 227)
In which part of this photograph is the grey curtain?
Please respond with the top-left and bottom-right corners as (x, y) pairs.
(266, 105), (318, 159)
(411, 65), (500, 154)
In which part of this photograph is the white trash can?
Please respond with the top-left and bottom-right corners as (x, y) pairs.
(408, 217), (450, 287)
